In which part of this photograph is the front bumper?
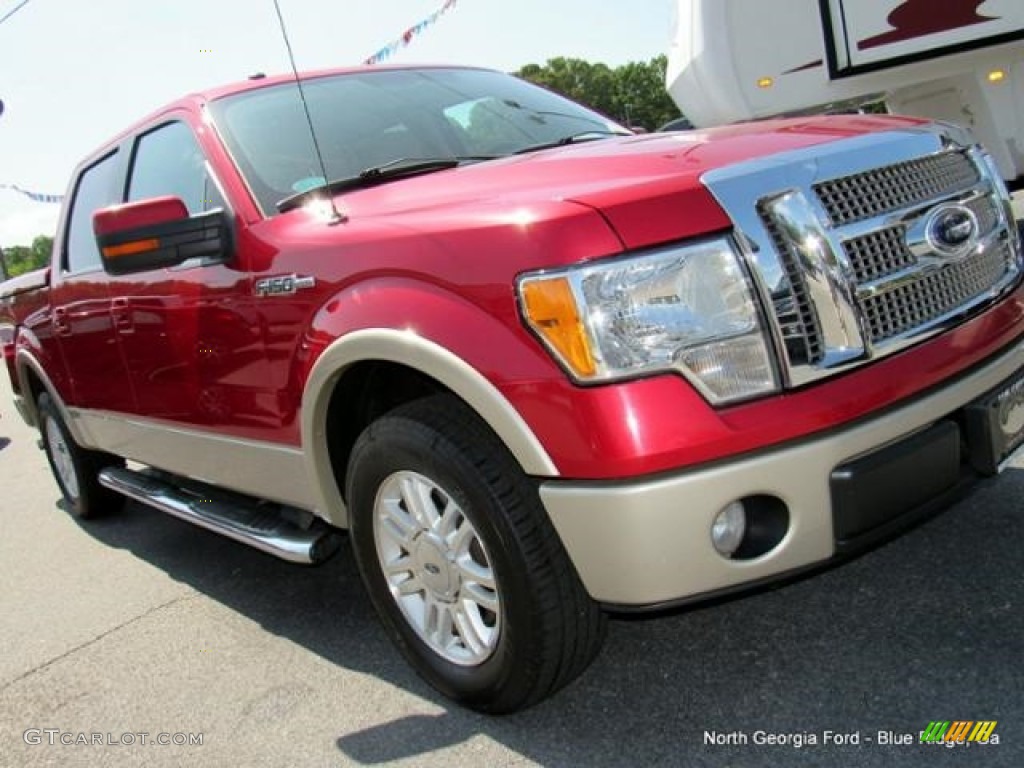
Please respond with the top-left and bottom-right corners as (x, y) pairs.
(541, 336), (1024, 608)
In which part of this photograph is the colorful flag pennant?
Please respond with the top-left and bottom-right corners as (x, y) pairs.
(364, 0), (458, 65)
(0, 183), (63, 204)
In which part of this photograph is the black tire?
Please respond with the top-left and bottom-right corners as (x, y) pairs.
(346, 394), (606, 714)
(37, 393), (125, 519)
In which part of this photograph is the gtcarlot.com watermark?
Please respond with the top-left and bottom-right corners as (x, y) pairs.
(24, 729), (203, 747)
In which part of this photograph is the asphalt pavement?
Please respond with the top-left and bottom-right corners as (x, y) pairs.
(1, 376), (1021, 768)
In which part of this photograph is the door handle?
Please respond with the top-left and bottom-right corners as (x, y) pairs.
(52, 307), (71, 336)
(111, 298), (133, 332)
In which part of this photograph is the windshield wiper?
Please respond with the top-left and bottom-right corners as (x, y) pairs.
(513, 130), (633, 155)
(277, 156), (496, 213)
(501, 100), (612, 129)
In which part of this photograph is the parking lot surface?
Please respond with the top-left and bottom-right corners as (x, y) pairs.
(1, 379), (1021, 767)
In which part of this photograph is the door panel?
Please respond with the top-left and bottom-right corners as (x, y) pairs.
(110, 118), (279, 437)
(52, 149), (135, 413)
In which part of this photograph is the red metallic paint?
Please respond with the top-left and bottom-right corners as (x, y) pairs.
(503, 284), (1024, 478)
(261, 196), (626, 445)
(320, 115), (923, 252)
(46, 268), (136, 414)
(13, 304), (72, 412)
(92, 196), (188, 237)
(10, 66), (1013, 483)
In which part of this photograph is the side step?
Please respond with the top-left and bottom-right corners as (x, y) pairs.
(98, 466), (341, 564)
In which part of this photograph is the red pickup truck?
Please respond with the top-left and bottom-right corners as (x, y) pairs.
(3, 64), (1023, 713)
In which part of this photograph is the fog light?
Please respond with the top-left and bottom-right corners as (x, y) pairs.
(711, 501), (747, 557)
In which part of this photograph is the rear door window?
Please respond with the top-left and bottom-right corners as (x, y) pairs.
(65, 151), (121, 273)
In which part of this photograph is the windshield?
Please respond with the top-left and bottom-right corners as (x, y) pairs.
(208, 67), (626, 215)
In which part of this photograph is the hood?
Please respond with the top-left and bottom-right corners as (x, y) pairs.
(323, 113), (928, 250)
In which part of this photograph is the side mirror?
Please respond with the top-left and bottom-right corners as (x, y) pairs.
(93, 196), (230, 275)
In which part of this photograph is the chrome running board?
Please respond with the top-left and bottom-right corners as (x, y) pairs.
(98, 466), (340, 564)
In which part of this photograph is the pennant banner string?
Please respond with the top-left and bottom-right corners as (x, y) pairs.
(5, 1), (460, 204)
(0, 0), (32, 28)
(364, 0), (458, 65)
(0, 183), (64, 204)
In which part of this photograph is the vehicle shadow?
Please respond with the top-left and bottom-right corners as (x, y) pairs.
(72, 468), (1024, 767)
(0, 436), (10, 452)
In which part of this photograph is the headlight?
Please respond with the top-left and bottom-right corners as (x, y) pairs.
(518, 237), (779, 404)
(976, 148), (1022, 259)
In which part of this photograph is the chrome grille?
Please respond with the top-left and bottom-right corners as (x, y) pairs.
(813, 151), (980, 226)
(704, 127), (1021, 391)
(844, 227), (913, 283)
(842, 195), (1002, 286)
(757, 203), (824, 365)
(966, 194), (1000, 236)
(839, 187), (1010, 345)
(861, 243), (1013, 342)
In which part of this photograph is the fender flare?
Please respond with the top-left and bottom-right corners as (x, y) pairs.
(300, 329), (559, 527)
(14, 349), (87, 444)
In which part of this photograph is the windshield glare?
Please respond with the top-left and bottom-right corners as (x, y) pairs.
(209, 67), (625, 214)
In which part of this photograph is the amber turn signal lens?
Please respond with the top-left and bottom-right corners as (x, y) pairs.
(520, 277), (597, 378)
(101, 238), (160, 258)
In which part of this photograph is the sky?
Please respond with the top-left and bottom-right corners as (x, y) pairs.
(0, 0), (676, 246)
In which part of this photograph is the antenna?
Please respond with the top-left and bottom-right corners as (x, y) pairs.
(271, 0), (345, 225)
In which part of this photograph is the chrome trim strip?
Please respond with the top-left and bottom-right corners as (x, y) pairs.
(762, 190), (865, 371)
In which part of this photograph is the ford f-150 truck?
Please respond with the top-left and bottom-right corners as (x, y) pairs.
(3, 65), (1023, 713)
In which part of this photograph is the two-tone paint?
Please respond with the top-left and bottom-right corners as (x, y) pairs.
(4, 66), (1023, 607)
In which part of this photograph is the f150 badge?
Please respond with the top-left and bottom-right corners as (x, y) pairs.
(254, 274), (316, 297)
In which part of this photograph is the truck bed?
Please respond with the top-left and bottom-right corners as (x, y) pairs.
(0, 267), (48, 373)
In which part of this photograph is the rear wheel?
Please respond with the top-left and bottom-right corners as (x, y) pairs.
(346, 394), (606, 713)
(37, 393), (125, 518)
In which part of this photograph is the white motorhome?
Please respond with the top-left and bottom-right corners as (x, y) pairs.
(666, 0), (1024, 183)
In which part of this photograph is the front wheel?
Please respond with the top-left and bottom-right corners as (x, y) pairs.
(37, 393), (125, 518)
(346, 394), (606, 714)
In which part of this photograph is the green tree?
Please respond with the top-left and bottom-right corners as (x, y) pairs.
(517, 55), (682, 132)
(1, 235), (53, 279)
(612, 57), (682, 131)
(518, 58), (618, 119)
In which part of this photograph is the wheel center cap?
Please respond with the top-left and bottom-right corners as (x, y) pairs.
(414, 534), (457, 596)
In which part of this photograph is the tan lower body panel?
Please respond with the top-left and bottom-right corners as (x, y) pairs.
(541, 338), (1024, 606)
(70, 410), (316, 512)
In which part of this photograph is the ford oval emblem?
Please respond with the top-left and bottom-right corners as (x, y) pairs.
(925, 203), (980, 257)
